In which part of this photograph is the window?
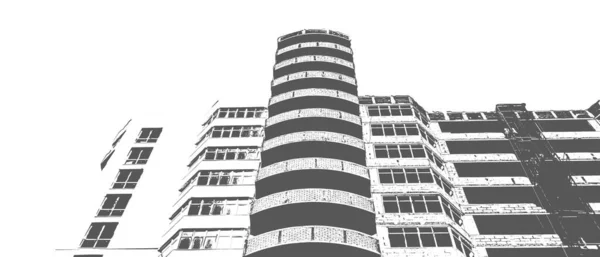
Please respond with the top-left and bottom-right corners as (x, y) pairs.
(378, 168), (452, 194)
(176, 229), (246, 250)
(454, 162), (526, 177)
(374, 144), (426, 158)
(374, 96), (392, 103)
(125, 147), (153, 165)
(448, 112), (464, 120)
(388, 227), (472, 256)
(536, 111), (555, 119)
(474, 215), (554, 234)
(188, 198), (251, 216)
(438, 121), (505, 133)
(446, 140), (513, 154)
(466, 112), (483, 120)
(371, 124), (419, 136)
(97, 194), (131, 217)
(112, 169), (143, 189)
(211, 126), (263, 139)
(359, 96), (373, 104)
(425, 148), (445, 170)
(383, 195), (461, 224)
(418, 127), (437, 147)
(203, 108), (266, 126)
(367, 105), (413, 116)
(545, 139), (600, 152)
(463, 187), (540, 204)
(136, 128), (163, 143)
(80, 223), (118, 248)
(537, 120), (594, 132)
(189, 147), (260, 166)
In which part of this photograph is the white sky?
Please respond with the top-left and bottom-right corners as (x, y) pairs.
(1, 1), (600, 256)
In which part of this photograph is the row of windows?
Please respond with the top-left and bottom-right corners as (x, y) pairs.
(188, 198), (251, 216)
(203, 107), (267, 126)
(375, 144), (426, 158)
(176, 229), (246, 250)
(425, 148), (445, 170)
(81, 223), (117, 248)
(371, 124), (438, 147)
(388, 227), (472, 257)
(383, 195), (461, 224)
(97, 194), (131, 217)
(378, 168), (452, 195)
(180, 170), (255, 192)
(197, 126), (263, 144)
(368, 105), (414, 117)
(189, 147), (260, 167)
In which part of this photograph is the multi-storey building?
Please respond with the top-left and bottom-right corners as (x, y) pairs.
(55, 118), (180, 257)
(57, 29), (600, 257)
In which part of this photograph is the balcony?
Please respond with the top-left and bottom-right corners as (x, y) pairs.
(250, 189), (375, 235)
(245, 226), (379, 257)
(163, 215), (250, 244)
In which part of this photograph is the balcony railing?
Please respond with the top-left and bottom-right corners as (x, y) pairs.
(272, 71), (356, 87)
(266, 108), (361, 127)
(245, 226), (379, 256)
(262, 131), (364, 151)
(251, 188), (374, 214)
(257, 158), (368, 181)
(269, 88), (358, 105)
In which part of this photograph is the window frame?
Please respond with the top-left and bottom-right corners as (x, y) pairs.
(80, 222), (118, 248)
(112, 169), (143, 189)
(124, 147), (153, 165)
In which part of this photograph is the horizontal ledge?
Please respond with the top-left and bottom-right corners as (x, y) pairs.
(275, 55), (354, 70)
(263, 131), (364, 151)
(272, 71), (356, 87)
(245, 225), (379, 256)
(257, 158), (368, 181)
(252, 188), (374, 214)
(266, 108), (361, 127)
(269, 88), (358, 105)
(277, 41), (353, 55)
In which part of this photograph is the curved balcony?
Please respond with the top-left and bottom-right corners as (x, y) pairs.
(271, 71), (357, 96)
(265, 117), (362, 140)
(277, 29), (351, 48)
(277, 41), (352, 56)
(275, 55), (353, 70)
(269, 95), (359, 116)
(245, 226), (379, 257)
(266, 108), (360, 127)
(261, 140), (366, 167)
(274, 56), (355, 78)
(273, 71), (355, 87)
(250, 189), (375, 235)
(270, 88), (358, 105)
(262, 131), (363, 152)
(255, 158), (369, 198)
(277, 43), (353, 63)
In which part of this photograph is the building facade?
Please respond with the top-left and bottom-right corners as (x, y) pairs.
(57, 30), (600, 257)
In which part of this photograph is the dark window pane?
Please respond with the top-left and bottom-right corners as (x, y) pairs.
(389, 234), (406, 247)
(421, 233), (436, 247)
(379, 172), (393, 183)
(435, 233), (452, 246)
(413, 201), (427, 212)
(405, 234), (420, 247)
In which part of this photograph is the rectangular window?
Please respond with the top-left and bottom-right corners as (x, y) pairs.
(378, 168), (452, 194)
(537, 120), (594, 132)
(367, 105), (413, 117)
(463, 187), (540, 204)
(203, 147), (260, 161)
(545, 139), (600, 152)
(438, 121), (505, 133)
(454, 162), (526, 177)
(112, 169), (143, 189)
(388, 227), (472, 256)
(97, 194), (132, 217)
(186, 198), (251, 216)
(370, 124), (419, 136)
(80, 223), (118, 248)
(125, 147), (153, 165)
(446, 140), (513, 154)
(207, 126), (263, 139)
(202, 107), (266, 127)
(359, 96), (373, 104)
(374, 144), (426, 158)
(425, 148), (445, 170)
(136, 128), (163, 143)
(176, 229), (247, 250)
(383, 195), (461, 224)
(474, 215), (554, 234)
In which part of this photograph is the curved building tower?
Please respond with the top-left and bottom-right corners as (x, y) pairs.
(245, 29), (380, 257)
